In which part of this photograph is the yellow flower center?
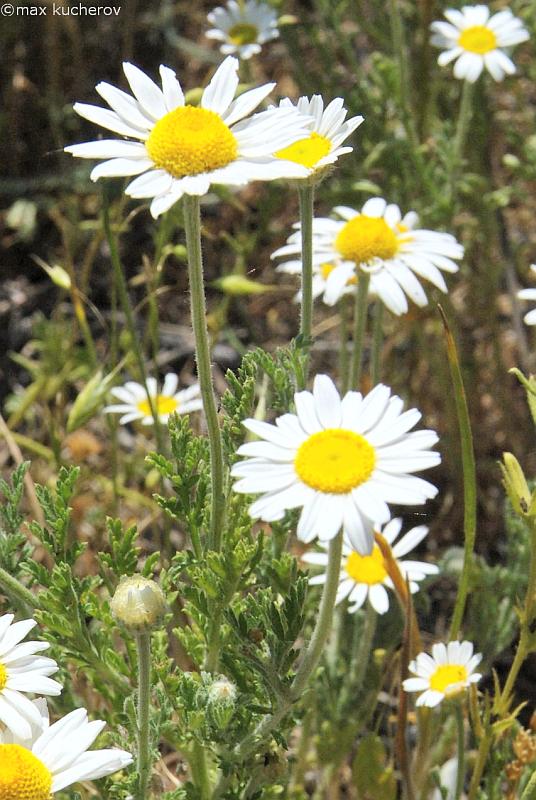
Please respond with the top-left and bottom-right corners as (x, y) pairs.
(335, 215), (398, 265)
(228, 22), (259, 45)
(0, 745), (53, 800)
(320, 262), (357, 286)
(0, 664), (6, 692)
(137, 395), (179, 417)
(146, 105), (238, 178)
(458, 25), (497, 54)
(320, 262), (335, 280)
(429, 664), (469, 694)
(345, 544), (388, 585)
(294, 429), (376, 493)
(275, 132), (332, 169)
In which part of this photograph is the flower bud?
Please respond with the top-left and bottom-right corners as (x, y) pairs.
(67, 370), (115, 433)
(110, 575), (166, 633)
(212, 274), (276, 296)
(501, 453), (531, 517)
(206, 676), (237, 730)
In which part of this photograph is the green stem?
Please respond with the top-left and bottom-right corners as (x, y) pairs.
(339, 600), (376, 712)
(389, 0), (419, 153)
(135, 632), (152, 800)
(521, 768), (536, 800)
(371, 301), (384, 386)
(449, 81), (473, 206)
(298, 183), (315, 389)
(102, 198), (164, 453)
(0, 566), (38, 611)
(467, 730), (492, 800)
(183, 195), (226, 553)
(190, 740), (211, 800)
(339, 296), (350, 393)
(498, 517), (536, 711)
(440, 308), (477, 641)
(454, 702), (465, 800)
(214, 532), (343, 795)
(349, 273), (370, 389)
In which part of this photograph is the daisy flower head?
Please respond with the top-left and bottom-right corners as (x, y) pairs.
(302, 518), (439, 615)
(0, 614), (62, 740)
(206, 1), (279, 60)
(104, 374), (202, 426)
(430, 5), (529, 83)
(403, 641), (482, 707)
(273, 95), (364, 178)
(65, 57), (312, 218)
(231, 374), (440, 555)
(0, 705), (132, 797)
(272, 198), (464, 315)
(518, 264), (536, 326)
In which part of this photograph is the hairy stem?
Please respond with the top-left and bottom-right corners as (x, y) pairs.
(349, 273), (370, 389)
(298, 183), (315, 389)
(135, 633), (152, 800)
(183, 195), (226, 553)
(102, 197), (164, 452)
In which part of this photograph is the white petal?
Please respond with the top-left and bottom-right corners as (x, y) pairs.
(123, 62), (167, 120)
(312, 374), (342, 428)
(201, 56), (239, 115)
(159, 65), (185, 111)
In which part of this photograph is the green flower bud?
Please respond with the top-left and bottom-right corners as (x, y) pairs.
(67, 370), (115, 433)
(206, 676), (237, 731)
(212, 274), (276, 296)
(110, 575), (166, 632)
(501, 453), (531, 517)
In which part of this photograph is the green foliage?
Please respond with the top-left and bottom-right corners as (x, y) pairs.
(0, 461), (32, 573)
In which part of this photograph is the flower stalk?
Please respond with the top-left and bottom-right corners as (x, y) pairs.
(439, 307), (477, 641)
(298, 183), (315, 389)
(102, 197), (164, 452)
(183, 194), (226, 552)
(349, 272), (370, 389)
(135, 632), (152, 800)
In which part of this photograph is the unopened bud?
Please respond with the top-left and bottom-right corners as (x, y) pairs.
(206, 676), (237, 730)
(208, 677), (237, 703)
(111, 575), (166, 632)
(212, 274), (276, 296)
(67, 370), (115, 433)
(500, 453), (531, 517)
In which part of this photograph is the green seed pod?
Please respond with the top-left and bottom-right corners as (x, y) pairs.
(110, 575), (166, 633)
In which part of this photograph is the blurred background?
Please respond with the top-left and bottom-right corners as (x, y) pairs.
(1, 0), (536, 677)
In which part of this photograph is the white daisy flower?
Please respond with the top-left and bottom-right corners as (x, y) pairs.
(431, 5), (529, 83)
(65, 57), (311, 218)
(0, 614), (62, 740)
(104, 374), (203, 426)
(206, 0), (279, 60)
(403, 640), (482, 707)
(273, 95), (364, 176)
(517, 264), (536, 326)
(302, 518), (439, 615)
(0, 705), (132, 796)
(231, 374), (440, 555)
(272, 198), (463, 315)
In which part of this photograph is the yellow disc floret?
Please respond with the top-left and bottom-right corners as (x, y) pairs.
(458, 25), (497, 54)
(275, 132), (332, 169)
(335, 215), (398, 265)
(294, 429), (376, 493)
(345, 545), (388, 585)
(228, 22), (259, 45)
(429, 664), (468, 694)
(0, 745), (52, 800)
(0, 664), (7, 692)
(137, 395), (178, 417)
(146, 106), (238, 178)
